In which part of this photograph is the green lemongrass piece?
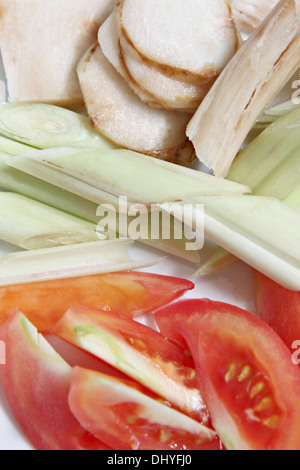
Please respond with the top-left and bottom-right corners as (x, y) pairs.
(0, 154), (200, 263)
(9, 147), (250, 205)
(0, 192), (99, 250)
(0, 103), (117, 150)
(7, 153), (123, 208)
(196, 106), (300, 276)
(0, 240), (160, 287)
(161, 195), (300, 291)
(255, 100), (300, 129)
(0, 135), (33, 155)
(227, 106), (300, 190)
(283, 185), (300, 210)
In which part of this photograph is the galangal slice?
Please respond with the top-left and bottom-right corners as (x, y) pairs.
(77, 43), (196, 166)
(118, 0), (239, 82)
(119, 33), (212, 112)
(98, 12), (160, 109)
(0, 0), (118, 106)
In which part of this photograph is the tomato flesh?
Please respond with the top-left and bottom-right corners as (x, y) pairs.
(154, 299), (300, 450)
(0, 271), (194, 332)
(0, 312), (111, 450)
(68, 367), (220, 450)
(51, 305), (211, 425)
(254, 270), (300, 354)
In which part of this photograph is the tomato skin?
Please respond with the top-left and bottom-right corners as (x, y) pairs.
(68, 366), (220, 450)
(154, 299), (300, 450)
(254, 271), (300, 356)
(0, 271), (194, 332)
(51, 305), (212, 426)
(0, 312), (111, 450)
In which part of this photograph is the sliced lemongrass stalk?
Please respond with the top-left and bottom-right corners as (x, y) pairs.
(0, 135), (33, 155)
(161, 195), (300, 291)
(7, 153), (123, 208)
(9, 147), (250, 205)
(0, 154), (201, 263)
(0, 240), (161, 287)
(229, 0), (280, 36)
(0, 192), (99, 250)
(0, 153), (100, 224)
(255, 100), (300, 129)
(283, 185), (300, 210)
(0, 103), (117, 150)
(186, 0), (300, 178)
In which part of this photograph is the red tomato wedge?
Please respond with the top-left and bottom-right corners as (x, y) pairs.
(51, 305), (212, 427)
(0, 311), (111, 450)
(0, 271), (194, 332)
(254, 270), (300, 356)
(68, 366), (220, 450)
(154, 299), (300, 450)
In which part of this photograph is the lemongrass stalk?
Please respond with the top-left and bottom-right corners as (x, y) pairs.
(283, 185), (300, 210)
(228, 106), (300, 189)
(162, 195), (300, 291)
(0, 103), (117, 150)
(195, 107), (300, 276)
(8, 147), (250, 205)
(255, 100), (300, 129)
(0, 135), (33, 155)
(229, 0), (280, 36)
(0, 192), (99, 250)
(186, 0), (300, 177)
(7, 153), (123, 208)
(0, 240), (160, 287)
(0, 152), (100, 224)
(0, 153), (200, 263)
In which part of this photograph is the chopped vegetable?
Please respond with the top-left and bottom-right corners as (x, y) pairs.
(51, 305), (211, 424)
(0, 0), (118, 106)
(0, 103), (116, 150)
(186, 0), (300, 177)
(254, 271), (300, 355)
(229, 0), (281, 36)
(255, 100), (300, 129)
(0, 311), (111, 450)
(0, 268), (193, 332)
(77, 42), (196, 165)
(118, 0), (238, 81)
(0, 192), (99, 250)
(154, 299), (300, 450)
(68, 367), (220, 450)
(8, 146), (250, 205)
(195, 106), (300, 277)
(161, 194), (300, 290)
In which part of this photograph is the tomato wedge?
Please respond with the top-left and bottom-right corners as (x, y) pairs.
(68, 366), (220, 450)
(0, 312), (111, 450)
(0, 271), (194, 332)
(51, 305), (212, 426)
(254, 270), (300, 355)
(154, 299), (300, 450)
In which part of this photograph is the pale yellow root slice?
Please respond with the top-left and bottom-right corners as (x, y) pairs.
(98, 12), (160, 109)
(118, 0), (239, 82)
(187, 0), (300, 178)
(119, 33), (213, 112)
(229, 0), (280, 37)
(77, 43), (196, 166)
(0, 0), (118, 106)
